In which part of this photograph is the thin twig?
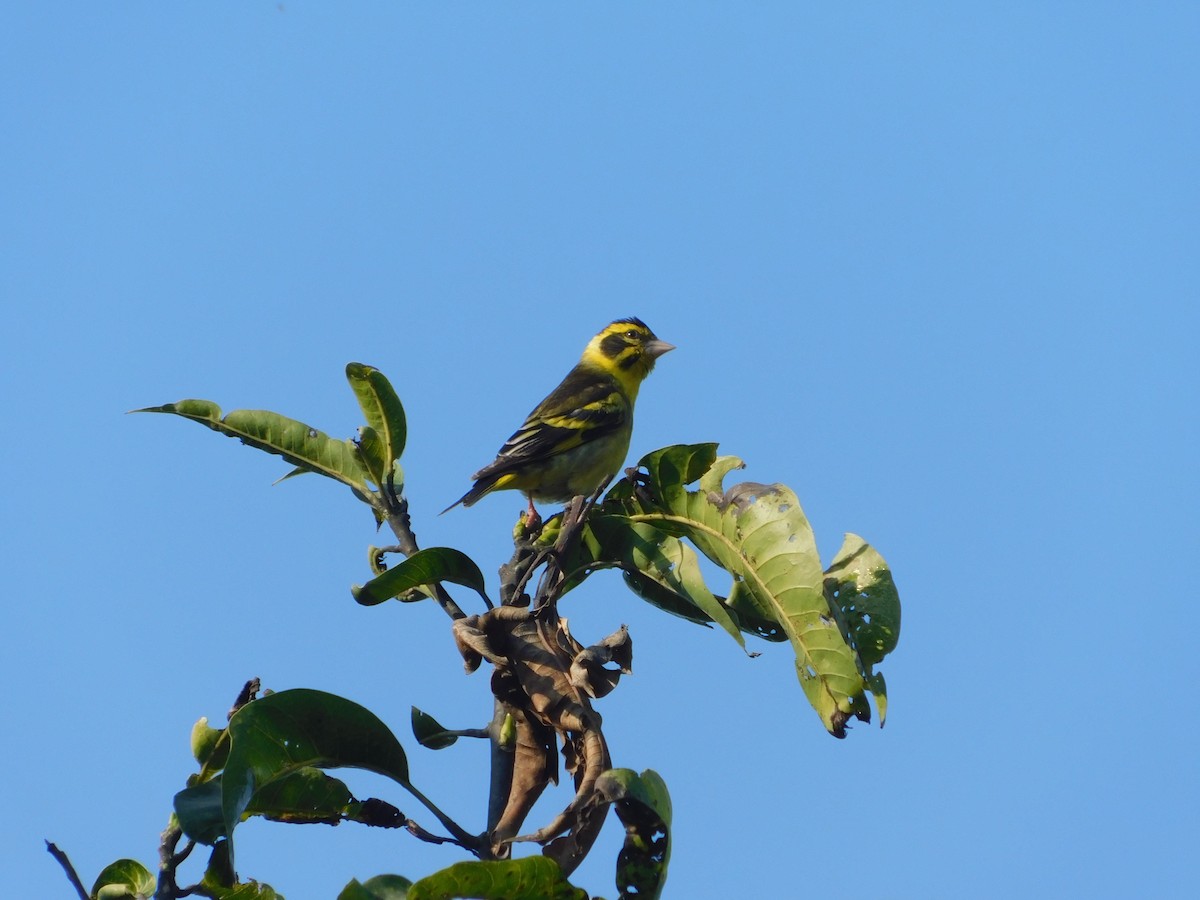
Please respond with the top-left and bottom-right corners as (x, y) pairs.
(381, 495), (468, 620)
(533, 494), (592, 613)
(173, 839), (195, 866)
(449, 727), (490, 739)
(405, 818), (473, 848)
(403, 780), (484, 855)
(45, 841), (89, 900)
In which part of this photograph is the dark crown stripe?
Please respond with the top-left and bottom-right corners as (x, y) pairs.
(613, 316), (648, 331)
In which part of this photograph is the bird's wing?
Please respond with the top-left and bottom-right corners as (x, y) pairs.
(472, 367), (628, 480)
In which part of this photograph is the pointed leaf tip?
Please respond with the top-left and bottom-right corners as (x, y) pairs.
(135, 399), (372, 495)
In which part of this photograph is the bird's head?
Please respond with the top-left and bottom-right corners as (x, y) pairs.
(582, 317), (675, 392)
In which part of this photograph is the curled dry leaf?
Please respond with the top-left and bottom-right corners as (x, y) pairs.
(568, 622), (633, 699)
(454, 605), (626, 875)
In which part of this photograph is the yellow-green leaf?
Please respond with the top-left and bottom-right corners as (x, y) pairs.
(134, 400), (370, 494)
(346, 363), (407, 471)
(627, 444), (867, 738)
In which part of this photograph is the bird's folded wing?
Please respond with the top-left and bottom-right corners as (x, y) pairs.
(473, 372), (627, 478)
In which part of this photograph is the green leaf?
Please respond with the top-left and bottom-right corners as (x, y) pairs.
(219, 689), (411, 869)
(177, 767), (387, 845)
(411, 707), (458, 750)
(250, 766), (357, 825)
(636, 443), (719, 500)
(721, 578), (787, 642)
(824, 534), (900, 725)
(588, 517), (746, 650)
(91, 859), (155, 900)
(198, 847), (284, 900)
(596, 769), (672, 900)
(627, 445), (866, 738)
(346, 363), (407, 470)
(620, 568), (717, 627)
(175, 778), (225, 845)
(867, 671), (888, 725)
(199, 841), (235, 891)
(406, 858), (587, 900)
(352, 547), (488, 607)
(339, 875), (414, 900)
(212, 887), (283, 900)
(134, 400), (370, 494)
(191, 716), (228, 769)
(825, 533), (901, 668)
(355, 425), (389, 489)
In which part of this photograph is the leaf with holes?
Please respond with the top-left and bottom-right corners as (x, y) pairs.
(596, 768), (672, 900)
(824, 533), (900, 723)
(619, 444), (868, 737)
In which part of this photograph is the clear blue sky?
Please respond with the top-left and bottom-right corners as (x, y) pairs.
(4, 4), (1197, 898)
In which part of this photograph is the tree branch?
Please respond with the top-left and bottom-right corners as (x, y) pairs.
(45, 841), (89, 900)
(379, 492), (467, 620)
(402, 781), (485, 855)
(154, 822), (184, 900)
(486, 700), (515, 840)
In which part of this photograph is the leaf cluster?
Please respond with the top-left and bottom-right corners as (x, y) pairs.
(60, 363), (900, 898)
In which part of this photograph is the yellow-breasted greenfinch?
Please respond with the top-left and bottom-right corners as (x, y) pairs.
(444, 317), (674, 519)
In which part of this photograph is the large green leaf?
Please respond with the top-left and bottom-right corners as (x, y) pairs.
(596, 768), (672, 900)
(175, 779), (225, 845)
(219, 690), (411, 869)
(620, 568), (718, 627)
(632, 442), (720, 497)
(720, 578), (787, 642)
(346, 363), (407, 472)
(178, 771), (356, 844)
(623, 444), (867, 737)
(352, 547), (488, 607)
(406, 858), (587, 900)
(177, 768), (401, 846)
(134, 400), (370, 493)
(824, 533), (901, 723)
(587, 516), (746, 649)
(91, 859), (155, 900)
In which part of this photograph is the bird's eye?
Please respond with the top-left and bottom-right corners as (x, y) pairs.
(625, 329), (639, 339)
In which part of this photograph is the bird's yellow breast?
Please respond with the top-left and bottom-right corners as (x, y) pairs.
(495, 423), (633, 502)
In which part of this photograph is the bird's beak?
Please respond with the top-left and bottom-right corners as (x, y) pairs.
(645, 339), (676, 359)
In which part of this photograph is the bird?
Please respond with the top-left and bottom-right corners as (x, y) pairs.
(443, 317), (674, 522)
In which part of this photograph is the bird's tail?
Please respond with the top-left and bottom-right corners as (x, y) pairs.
(439, 479), (492, 515)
